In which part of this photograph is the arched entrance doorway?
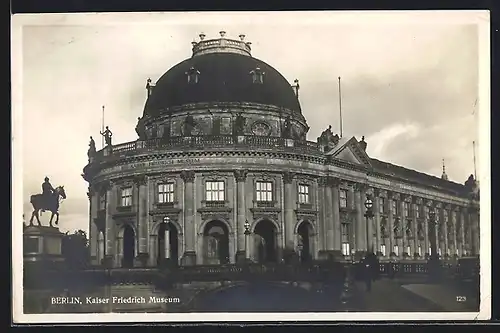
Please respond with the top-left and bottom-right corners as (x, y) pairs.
(122, 225), (135, 268)
(254, 220), (278, 263)
(297, 221), (313, 263)
(157, 222), (179, 266)
(203, 220), (230, 265)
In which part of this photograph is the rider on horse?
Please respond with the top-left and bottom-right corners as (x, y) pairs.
(41, 176), (54, 212)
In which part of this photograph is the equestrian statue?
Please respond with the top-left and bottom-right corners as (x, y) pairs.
(29, 176), (67, 227)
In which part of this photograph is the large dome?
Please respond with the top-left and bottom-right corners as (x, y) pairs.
(143, 52), (302, 117)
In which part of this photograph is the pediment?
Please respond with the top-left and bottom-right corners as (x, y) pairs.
(325, 136), (372, 167)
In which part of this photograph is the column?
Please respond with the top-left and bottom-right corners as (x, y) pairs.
(180, 170), (196, 266)
(331, 177), (341, 253)
(165, 225), (170, 259)
(411, 198), (418, 257)
(400, 196), (407, 257)
(234, 170), (248, 262)
(317, 177), (327, 253)
(283, 172), (296, 251)
(388, 192), (394, 255)
(459, 207), (466, 256)
(135, 175), (149, 264)
(88, 187), (98, 265)
(104, 180), (115, 267)
(470, 205), (480, 255)
(444, 205), (450, 257)
(373, 189), (381, 255)
(324, 179), (334, 252)
(423, 201), (429, 256)
(451, 206), (458, 256)
(354, 183), (366, 253)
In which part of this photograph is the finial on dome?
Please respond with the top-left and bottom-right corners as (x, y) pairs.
(246, 41), (252, 47)
(292, 79), (300, 97)
(239, 34), (246, 41)
(219, 31), (226, 38)
(441, 158), (448, 180)
(191, 40), (197, 47)
(199, 33), (206, 41)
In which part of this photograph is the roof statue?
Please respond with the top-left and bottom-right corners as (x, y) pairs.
(317, 125), (340, 151)
(100, 126), (113, 146)
(135, 117), (147, 140)
(87, 136), (96, 161)
(28, 176), (67, 227)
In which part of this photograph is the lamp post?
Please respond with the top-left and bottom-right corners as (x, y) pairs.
(364, 194), (374, 254)
(244, 220), (251, 261)
(163, 216), (171, 266)
(428, 207), (441, 281)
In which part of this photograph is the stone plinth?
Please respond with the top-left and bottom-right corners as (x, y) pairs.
(23, 225), (65, 269)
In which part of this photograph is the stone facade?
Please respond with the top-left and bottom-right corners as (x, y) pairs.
(82, 33), (480, 269)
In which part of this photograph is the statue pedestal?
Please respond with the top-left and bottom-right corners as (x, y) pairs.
(23, 225), (65, 268)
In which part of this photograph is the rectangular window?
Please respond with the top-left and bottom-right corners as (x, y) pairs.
(391, 199), (398, 216)
(379, 197), (385, 214)
(416, 205), (421, 218)
(418, 246), (422, 256)
(429, 247), (432, 255)
(99, 192), (106, 210)
(406, 246), (411, 255)
(438, 248), (442, 256)
(120, 187), (132, 207)
(404, 202), (410, 217)
(455, 248), (459, 255)
(342, 243), (350, 256)
(158, 182), (175, 204)
(339, 189), (348, 208)
(380, 244), (386, 256)
(256, 181), (273, 202)
(443, 210), (449, 223)
(298, 184), (310, 204)
(393, 245), (399, 256)
(206, 181), (225, 202)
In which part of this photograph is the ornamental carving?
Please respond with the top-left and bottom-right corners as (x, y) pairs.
(234, 170), (248, 182)
(380, 217), (388, 238)
(180, 170), (196, 183)
(133, 174), (148, 186)
(251, 121), (271, 136)
(417, 221), (424, 239)
(414, 197), (423, 205)
(405, 221), (413, 238)
(353, 183), (368, 192)
(326, 176), (340, 187)
(283, 172), (296, 184)
(340, 211), (353, 224)
(317, 176), (328, 187)
(393, 218), (401, 238)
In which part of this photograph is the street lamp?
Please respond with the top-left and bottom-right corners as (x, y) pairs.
(163, 216), (171, 265)
(244, 220), (251, 261)
(364, 194), (374, 255)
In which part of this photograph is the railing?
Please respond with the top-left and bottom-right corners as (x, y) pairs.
(92, 135), (321, 161)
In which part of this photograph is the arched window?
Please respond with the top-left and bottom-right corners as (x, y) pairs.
(185, 67), (200, 84)
(249, 66), (265, 84)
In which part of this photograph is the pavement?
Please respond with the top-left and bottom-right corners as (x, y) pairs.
(351, 278), (479, 312)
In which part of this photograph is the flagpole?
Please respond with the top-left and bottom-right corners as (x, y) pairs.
(338, 76), (343, 138)
(473, 140), (477, 180)
(101, 105), (105, 149)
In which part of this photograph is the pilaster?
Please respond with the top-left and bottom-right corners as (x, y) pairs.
(180, 170), (196, 265)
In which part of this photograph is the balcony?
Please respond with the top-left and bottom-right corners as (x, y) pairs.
(90, 135), (322, 162)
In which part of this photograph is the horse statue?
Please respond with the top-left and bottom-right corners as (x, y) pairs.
(29, 185), (67, 227)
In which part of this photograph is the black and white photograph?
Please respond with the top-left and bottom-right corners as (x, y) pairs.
(11, 11), (490, 323)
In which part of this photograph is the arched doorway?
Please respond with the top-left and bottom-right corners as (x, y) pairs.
(157, 222), (179, 266)
(297, 221), (313, 263)
(122, 225), (135, 268)
(203, 220), (230, 265)
(254, 220), (278, 263)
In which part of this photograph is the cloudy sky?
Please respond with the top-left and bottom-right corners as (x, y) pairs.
(14, 11), (487, 234)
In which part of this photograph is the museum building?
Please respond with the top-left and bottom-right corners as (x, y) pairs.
(82, 31), (480, 269)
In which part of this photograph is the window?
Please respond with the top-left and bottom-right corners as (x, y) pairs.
(404, 202), (410, 217)
(256, 181), (273, 202)
(416, 205), (422, 218)
(455, 248), (459, 255)
(393, 245), (399, 256)
(341, 223), (350, 255)
(424, 206), (429, 219)
(99, 192), (106, 210)
(339, 189), (348, 208)
(443, 210), (449, 223)
(120, 187), (132, 207)
(298, 184), (310, 204)
(186, 66), (200, 84)
(379, 197), (386, 214)
(438, 248), (442, 256)
(250, 67), (265, 84)
(406, 246), (411, 255)
(391, 199), (399, 216)
(206, 181), (225, 202)
(418, 246), (422, 256)
(158, 183), (175, 204)
(380, 244), (386, 256)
